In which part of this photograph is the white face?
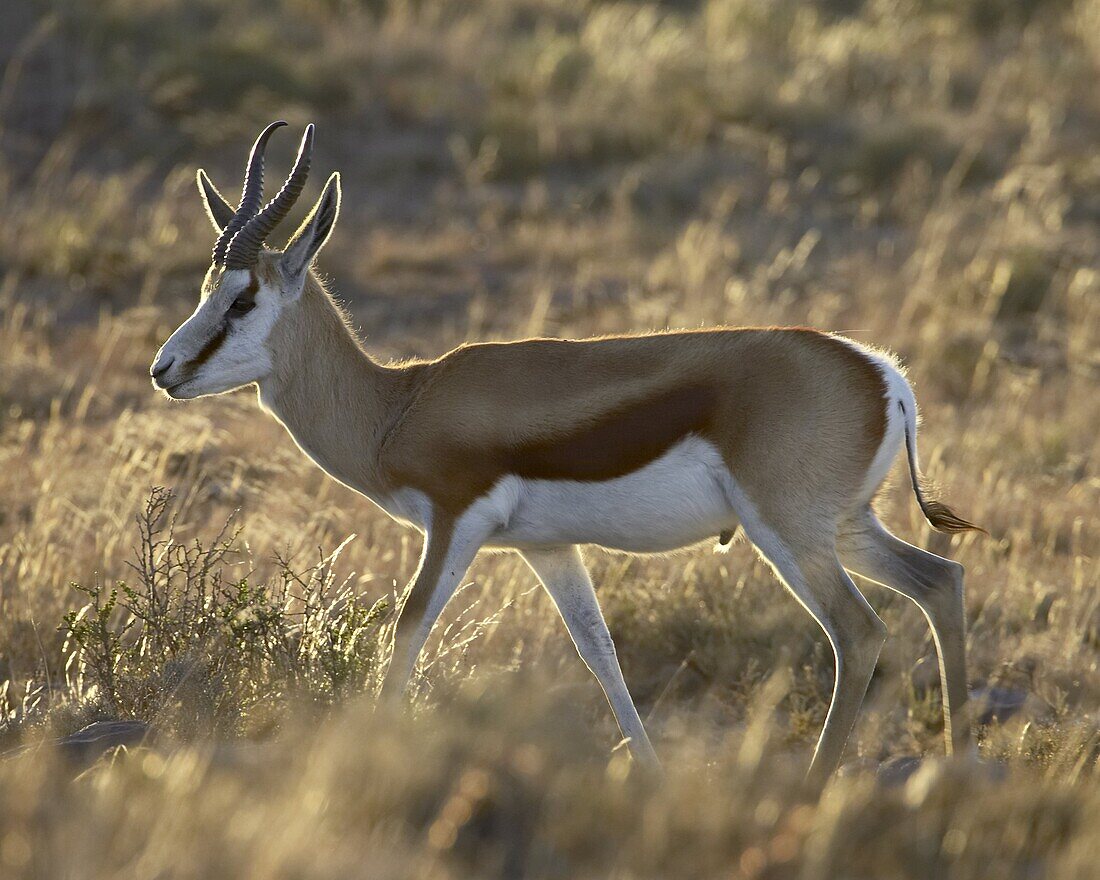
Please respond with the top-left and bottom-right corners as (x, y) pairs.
(150, 266), (285, 399)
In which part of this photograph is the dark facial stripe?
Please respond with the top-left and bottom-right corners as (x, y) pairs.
(179, 272), (258, 378)
(187, 321), (229, 371)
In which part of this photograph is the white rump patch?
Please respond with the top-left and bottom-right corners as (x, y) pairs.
(833, 335), (915, 502)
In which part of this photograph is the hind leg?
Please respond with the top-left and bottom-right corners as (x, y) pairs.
(738, 514), (888, 787)
(522, 545), (659, 768)
(837, 507), (971, 755)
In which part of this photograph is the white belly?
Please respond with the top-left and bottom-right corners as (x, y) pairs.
(487, 436), (738, 553)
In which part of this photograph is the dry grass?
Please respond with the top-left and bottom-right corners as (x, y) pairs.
(0, 0), (1098, 877)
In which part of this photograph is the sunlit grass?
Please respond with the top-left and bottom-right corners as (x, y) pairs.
(0, 0), (1098, 877)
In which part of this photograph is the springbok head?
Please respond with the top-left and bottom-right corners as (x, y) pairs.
(150, 121), (341, 398)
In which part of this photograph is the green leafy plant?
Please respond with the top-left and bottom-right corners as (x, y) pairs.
(60, 488), (389, 735)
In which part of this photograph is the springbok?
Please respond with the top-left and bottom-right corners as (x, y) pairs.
(151, 122), (980, 783)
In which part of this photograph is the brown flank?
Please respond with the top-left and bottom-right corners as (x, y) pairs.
(380, 328), (890, 524)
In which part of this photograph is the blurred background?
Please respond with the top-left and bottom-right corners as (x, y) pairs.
(0, 1), (1098, 877)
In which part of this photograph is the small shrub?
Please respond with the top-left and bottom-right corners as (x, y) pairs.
(60, 488), (389, 736)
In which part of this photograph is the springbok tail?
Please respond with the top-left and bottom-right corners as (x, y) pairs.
(899, 400), (984, 535)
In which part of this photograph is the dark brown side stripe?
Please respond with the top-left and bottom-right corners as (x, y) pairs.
(503, 383), (718, 482)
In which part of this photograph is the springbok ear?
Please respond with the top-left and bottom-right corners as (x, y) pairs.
(196, 170), (236, 232)
(280, 172), (341, 283)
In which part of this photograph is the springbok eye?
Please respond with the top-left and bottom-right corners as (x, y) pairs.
(228, 295), (256, 316)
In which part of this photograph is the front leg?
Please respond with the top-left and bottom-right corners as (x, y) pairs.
(381, 512), (489, 700)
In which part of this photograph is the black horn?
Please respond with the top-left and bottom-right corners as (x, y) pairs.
(223, 124), (315, 270)
(211, 120), (287, 266)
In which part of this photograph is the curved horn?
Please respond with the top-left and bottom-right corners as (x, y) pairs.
(211, 120), (287, 266)
(223, 124), (314, 270)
